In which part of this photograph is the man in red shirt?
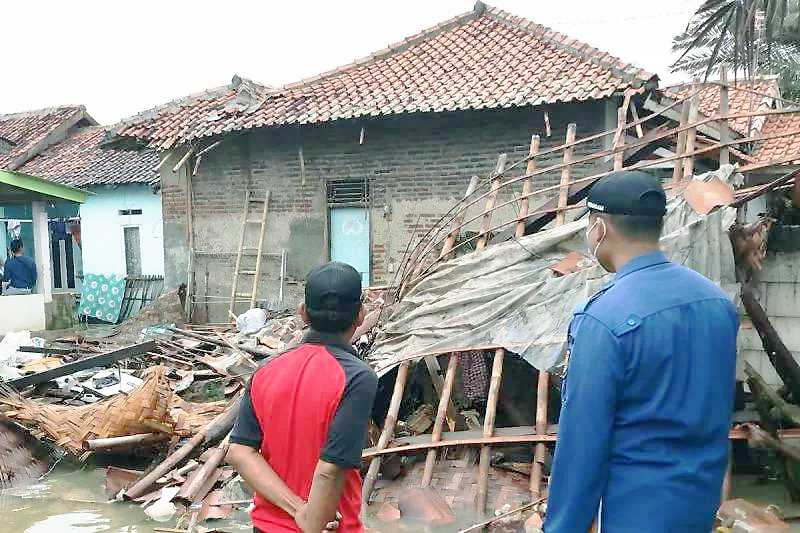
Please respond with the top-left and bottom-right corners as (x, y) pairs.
(227, 262), (378, 533)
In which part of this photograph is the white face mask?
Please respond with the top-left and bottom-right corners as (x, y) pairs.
(586, 218), (606, 262)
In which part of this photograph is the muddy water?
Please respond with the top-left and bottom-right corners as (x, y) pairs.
(5, 465), (800, 532)
(0, 461), (252, 533)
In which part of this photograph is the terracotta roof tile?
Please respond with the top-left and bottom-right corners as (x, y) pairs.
(110, 3), (655, 149)
(18, 126), (158, 187)
(0, 107), (84, 170)
(752, 111), (800, 164)
(664, 77), (781, 135)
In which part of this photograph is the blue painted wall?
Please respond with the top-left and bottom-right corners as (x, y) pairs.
(80, 184), (164, 276)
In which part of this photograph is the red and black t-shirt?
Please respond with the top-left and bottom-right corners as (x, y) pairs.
(230, 330), (378, 533)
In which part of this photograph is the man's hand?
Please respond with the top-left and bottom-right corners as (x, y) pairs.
(295, 504), (340, 532)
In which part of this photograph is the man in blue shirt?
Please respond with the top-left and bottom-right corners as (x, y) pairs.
(3, 239), (37, 295)
(544, 171), (739, 532)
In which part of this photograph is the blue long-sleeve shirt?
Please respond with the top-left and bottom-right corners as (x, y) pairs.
(544, 251), (738, 533)
(3, 255), (37, 290)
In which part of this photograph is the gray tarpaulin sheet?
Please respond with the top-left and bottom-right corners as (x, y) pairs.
(368, 168), (739, 377)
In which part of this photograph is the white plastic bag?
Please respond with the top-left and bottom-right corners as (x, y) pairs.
(236, 308), (268, 335)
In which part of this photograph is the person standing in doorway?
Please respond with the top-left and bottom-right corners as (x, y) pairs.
(227, 261), (378, 533)
(2, 239), (37, 295)
(544, 171), (739, 532)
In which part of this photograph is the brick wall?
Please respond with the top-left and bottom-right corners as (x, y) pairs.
(163, 100), (612, 320)
(737, 250), (800, 387)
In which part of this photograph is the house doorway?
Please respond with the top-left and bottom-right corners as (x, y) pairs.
(330, 207), (370, 287)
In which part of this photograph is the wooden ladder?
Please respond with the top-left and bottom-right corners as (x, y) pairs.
(229, 189), (271, 317)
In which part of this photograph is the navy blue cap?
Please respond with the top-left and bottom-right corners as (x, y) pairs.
(305, 262), (362, 317)
(586, 170), (667, 217)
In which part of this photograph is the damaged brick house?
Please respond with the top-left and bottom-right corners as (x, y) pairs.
(107, 1), (660, 322)
(0, 106), (161, 295)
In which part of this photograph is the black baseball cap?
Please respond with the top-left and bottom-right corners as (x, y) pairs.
(587, 170), (667, 217)
(305, 261), (362, 322)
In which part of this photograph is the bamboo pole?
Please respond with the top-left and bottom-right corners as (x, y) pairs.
(476, 155), (507, 251)
(441, 176), (480, 259)
(516, 135), (540, 238)
(403, 106), (800, 274)
(422, 354), (459, 487)
(530, 371), (550, 499)
(682, 81), (701, 180)
(613, 107), (626, 171)
(672, 101), (690, 181)
(87, 433), (167, 451)
(556, 124), (576, 225)
(124, 400), (239, 500)
(417, 125), (800, 271)
(177, 436), (230, 503)
(476, 348), (505, 513)
(362, 360), (411, 504)
(719, 67), (731, 167)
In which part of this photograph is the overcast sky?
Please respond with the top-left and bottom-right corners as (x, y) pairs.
(1, 0), (702, 124)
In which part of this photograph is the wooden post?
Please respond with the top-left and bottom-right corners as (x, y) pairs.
(719, 67), (731, 167)
(441, 175), (480, 259)
(185, 167), (196, 320)
(529, 371), (550, 499)
(362, 360), (411, 504)
(516, 135), (540, 238)
(672, 101), (691, 181)
(476, 155), (507, 252)
(476, 348), (505, 513)
(556, 124), (577, 226)
(613, 107), (626, 171)
(422, 354), (459, 487)
(423, 355), (458, 431)
(682, 81), (701, 180)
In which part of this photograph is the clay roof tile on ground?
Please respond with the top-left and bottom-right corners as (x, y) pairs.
(110, 2), (654, 150)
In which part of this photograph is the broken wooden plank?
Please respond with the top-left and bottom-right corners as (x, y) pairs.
(16, 345), (74, 355)
(7, 341), (156, 390)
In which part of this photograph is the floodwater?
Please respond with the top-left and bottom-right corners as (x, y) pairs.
(0, 461), (252, 533)
(5, 464), (800, 532)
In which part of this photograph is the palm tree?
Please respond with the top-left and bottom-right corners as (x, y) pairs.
(672, 0), (800, 99)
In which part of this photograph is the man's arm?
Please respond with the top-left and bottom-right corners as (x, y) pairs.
(544, 315), (623, 532)
(300, 366), (378, 532)
(226, 383), (304, 518)
(296, 459), (347, 532)
(30, 259), (37, 285)
(227, 444), (305, 517)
